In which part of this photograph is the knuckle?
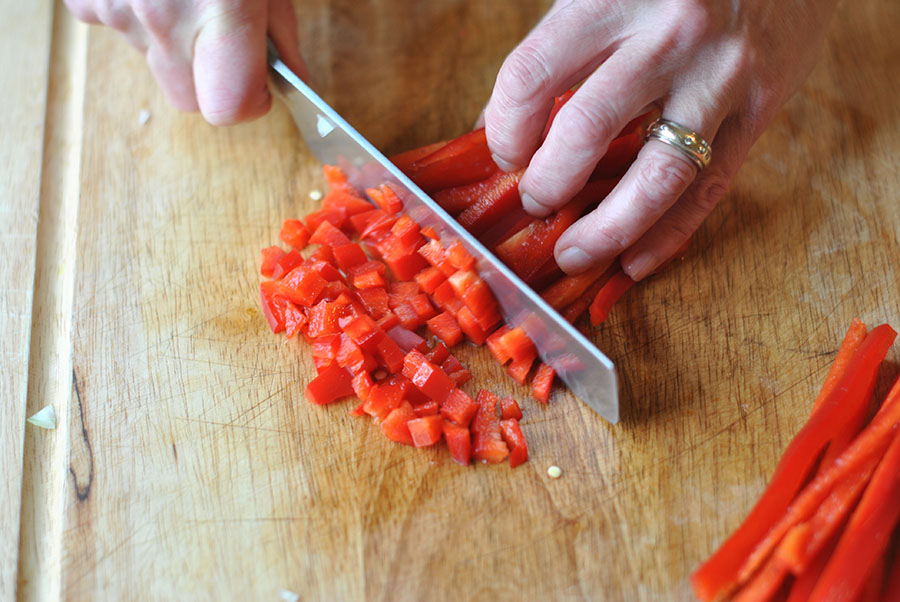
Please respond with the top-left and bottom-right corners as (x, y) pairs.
(634, 152), (696, 209)
(557, 99), (618, 149)
(496, 42), (553, 106)
(96, 0), (131, 31)
(667, 0), (712, 44)
(594, 223), (631, 256)
(132, 0), (177, 40)
(64, 0), (99, 23)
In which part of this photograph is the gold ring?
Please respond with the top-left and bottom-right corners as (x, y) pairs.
(645, 118), (712, 170)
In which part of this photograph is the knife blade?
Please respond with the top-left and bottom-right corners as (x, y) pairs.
(268, 50), (619, 422)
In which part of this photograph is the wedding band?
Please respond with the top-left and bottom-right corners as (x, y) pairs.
(645, 118), (712, 170)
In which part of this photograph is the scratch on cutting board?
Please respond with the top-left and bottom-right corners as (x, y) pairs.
(69, 368), (94, 502)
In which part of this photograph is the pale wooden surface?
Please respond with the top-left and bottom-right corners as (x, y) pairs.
(8, 0), (900, 600)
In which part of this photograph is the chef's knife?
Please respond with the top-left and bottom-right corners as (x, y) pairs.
(268, 49), (620, 422)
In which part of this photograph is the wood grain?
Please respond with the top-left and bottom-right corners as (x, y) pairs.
(10, 0), (900, 599)
(0, 2), (53, 600)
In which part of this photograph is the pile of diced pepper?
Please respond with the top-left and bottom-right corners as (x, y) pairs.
(258, 92), (664, 467)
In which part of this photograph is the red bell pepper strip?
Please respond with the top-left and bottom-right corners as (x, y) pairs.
(808, 429), (900, 602)
(541, 263), (613, 311)
(532, 363), (555, 404)
(562, 277), (606, 324)
(812, 317), (868, 415)
(442, 420), (472, 465)
(785, 525), (844, 602)
(381, 401), (416, 445)
(471, 390), (509, 464)
(499, 419), (528, 468)
(305, 363), (354, 405)
(589, 110), (657, 180)
(589, 268), (636, 325)
(389, 139), (448, 173)
(477, 206), (534, 249)
(407, 415), (444, 447)
(541, 89), (575, 140)
(404, 128), (497, 192)
(884, 549), (900, 602)
(454, 169), (525, 236)
(691, 324), (897, 602)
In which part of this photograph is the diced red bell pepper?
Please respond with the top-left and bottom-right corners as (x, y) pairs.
(499, 419), (528, 468)
(456, 169), (525, 236)
(342, 314), (384, 353)
(364, 382), (405, 421)
(442, 420), (472, 465)
(441, 356), (471, 386)
(382, 243), (428, 281)
(307, 260), (345, 283)
(333, 242), (368, 272)
(278, 265), (328, 307)
(506, 355), (535, 385)
(280, 219), (311, 250)
(376, 312), (400, 332)
(309, 243), (335, 264)
(426, 311), (464, 348)
(381, 401), (416, 445)
(532, 363), (555, 404)
(306, 299), (345, 337)
(357, 287), (390, 319)
(259, 281), (289, 333)
(447, 269), (496, 319)
(390, 214), (423, 247)
(311, 333), (341, 366)
(426, 342), (450, 365)
(349, 209), (384, 236)
(407, 415), (443, 447)
(390, 140), (448, 173)
(498, 327), (537, 364)
(486, 325), (513, 364)
(414, 266), (446, 295)
(590, 268), (636, 325)
(374, 335), (406, 374)
(457, 307), (487, 345)
(408, 294), (436, 322)
(471, 389), (509, 464)
(402, 350), (455, 404)
(284, 301), (308, 339)
(323, 190), (373, 218)
(404, 128), (497, 192)
(412, 400), (440, 418)
(271, 248), (304, 280)
(335, 334), (367, 371)
(389, 280), (420, 300)
(386, 325), (427, 353)
(322, 164), (357, 196)
(305, 205), (346, 232)
(305, 363), (354, 405)
(393, 302), (423, 330)
(431, 281), (464, 315)
(360, 213), (398, 242)
(420, 225), (439, 240)
(309, 219), (352, 248)
(378, 184), (404, 215)
(441, 388), (478, 427)
(260, 246), (287, 277)
(352, 371), (374, 402)
(500, 397), (523, 421)
(353, 270), (387, 289)
(347, 259), (387, 278)
(446, 241), (476, 271)
(418, 238), (448, 268)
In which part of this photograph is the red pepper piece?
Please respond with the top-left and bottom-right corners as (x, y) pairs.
(692, 324), (897, 602)
(486, 325), (513, 364)
(589, 112), (655, 180)
(309, 243), (335, 264)
(426, 311), (464, 348)
(386, 325), (427, 353)
(541, 89), (575, 140)
(349, 209), (384, 236)
(393, 302), (423, 331)
(589, 268), (636, 325)
(352, 371), (374, 402)
(402, 350), (455, 404)
(347, 259), (387, 278)
(500, 397), (523, 421)
(389, 140), (448, 173)
(270, 248), (304, 280)
(335, 334), (367, 372)
(471, 389), (509, 464)
(478, 207), (534, 249)
(279, 219), (311, 250)
(418, 238), (447, 267)
(431, 281), (464, 316)
(562, 277), (606, 324)
(381, 401), (416, 445)
(446, 241), (476, 271)
(284, 301), (308, 339)
(381, 241), (428, 281)
(499, 419), (528, 468)
(305, 205), (347, 232)
(441, 356), (471, 387)
(364, 383), (404, 421)
(309, 219), (352, 248)
(541, 263), (614, 311)
(455, 169), (525, 236)
(498, 327), (537, 364)
(811, 318), (868, 415)
(532, 363), (555, 404)
(408, 294), (436, 322)
(441, 388), (478, 427)
(414, 266), (446, 295)
(809, 429), (900, 601)
(407, 415), (443, 447)
(884, 551), (900, 602)
(404, 128), (497, 192)
(342, 314), (384, 353)
(430, 171), (508, 215)
(374, 335), (406, 374)
(360, 213), (398, 242)
(507, 355), (535, 385)
(420, 225), (439, 240)
(447, 269), (496, 318)
(348, 402), (366, 416)
(378, 185), (404, 215)
(311, 333), (341, 369)
(352, 270), (387, 290)
(333, 243), (368, 272)
(457, 307), (487, 345)
(306, 299), (345, 337)
(389, 280), (420, 299)
(306, 259), (345, 283)
(322, 164), (357, 196)
(321, 280), (352, 303)
(357, 287), (390, 320)
(425, 342), (450, 366)
(322, 189), (372, 217)
(278, 265), (328, 307)
(376, 312), (400, 332)
(259, 281), (289, 333)
(411, 400), (440, 418)
(260, 246), (287, 277)
(442, 420), (472, 465)
(305, 363), (354, 405)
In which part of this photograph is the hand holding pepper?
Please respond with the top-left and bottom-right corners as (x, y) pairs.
(483, 0), (838, 279)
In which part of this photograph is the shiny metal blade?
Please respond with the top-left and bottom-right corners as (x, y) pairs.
(268, 53), (619, 422)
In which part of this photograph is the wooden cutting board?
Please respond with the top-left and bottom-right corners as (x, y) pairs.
(6, 0), (900, 600)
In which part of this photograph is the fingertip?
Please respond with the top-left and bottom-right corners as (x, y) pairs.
(621, 252), (657, 281)
(555, 246), (594, 274)
(520, 192), (554, 218)
(202, 86), (272, 126)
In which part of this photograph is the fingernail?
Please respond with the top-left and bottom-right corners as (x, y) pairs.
(624, 253), (655, 281)
(521, 192), (552, 218)
(491, 153), (519, 173)
(557, 246), (594, 274)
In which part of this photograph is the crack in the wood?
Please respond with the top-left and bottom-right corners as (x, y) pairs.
(69, 368), (94, 502)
